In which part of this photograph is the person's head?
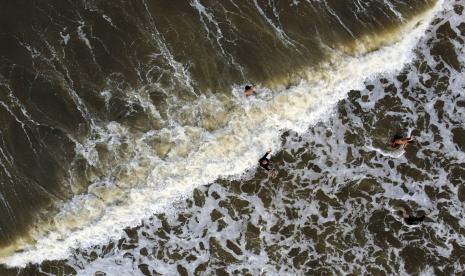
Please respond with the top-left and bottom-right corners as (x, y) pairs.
(396, 206), (409, 218)
(245, 85), (252, 91)
(261, 160), (268, 165)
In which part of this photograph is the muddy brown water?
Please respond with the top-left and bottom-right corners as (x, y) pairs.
(2, 0), (465, 275)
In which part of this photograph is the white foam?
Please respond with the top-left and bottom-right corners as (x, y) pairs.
(77, 22), (91, 50)
(366, 145), (405, 158)
(59, 31), (70, 46)
(102, 14), (117, 29)
(0, 0), (445, 267)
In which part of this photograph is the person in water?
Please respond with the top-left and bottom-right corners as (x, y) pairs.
(259, 149), (277, 177)
(244, 85), (255, 97)
(259, 149), (272, 171)
(390, 135), (414, 148)
(397, 206), (426, 225)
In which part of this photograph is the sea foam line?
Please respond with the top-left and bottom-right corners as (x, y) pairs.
(0, 0), (444, 267)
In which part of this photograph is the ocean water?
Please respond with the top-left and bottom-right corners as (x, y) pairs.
(0, 0), (464, 275)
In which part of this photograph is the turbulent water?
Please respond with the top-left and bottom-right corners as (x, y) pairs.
(1, 0), (465, 274)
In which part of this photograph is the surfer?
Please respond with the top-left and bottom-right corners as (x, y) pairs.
(259, 149), (277, 177)
(390, 136), (414, 148)
(244, 85), (255, 97)
(396, 206), (426, 225)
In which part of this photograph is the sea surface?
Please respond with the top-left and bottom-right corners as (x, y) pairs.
(0, 0), (464, 275)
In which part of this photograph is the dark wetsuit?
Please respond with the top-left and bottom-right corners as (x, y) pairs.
(404, 215), (425, 225)
(259, 152), (272, 171)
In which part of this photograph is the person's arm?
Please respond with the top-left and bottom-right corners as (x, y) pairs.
(262, 150), (271, 160)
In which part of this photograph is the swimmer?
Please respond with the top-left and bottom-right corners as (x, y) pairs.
(396, 206), (426, 225)
(259, 149), (272, 171)
(244, 85), (255, 97)
(390, 136), (414, 148)
(258, 149), (277, 177)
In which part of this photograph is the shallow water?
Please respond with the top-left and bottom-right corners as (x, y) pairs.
(1, 0), (465, 275)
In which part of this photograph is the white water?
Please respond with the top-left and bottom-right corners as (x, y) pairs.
(0, 0), (444, 267)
